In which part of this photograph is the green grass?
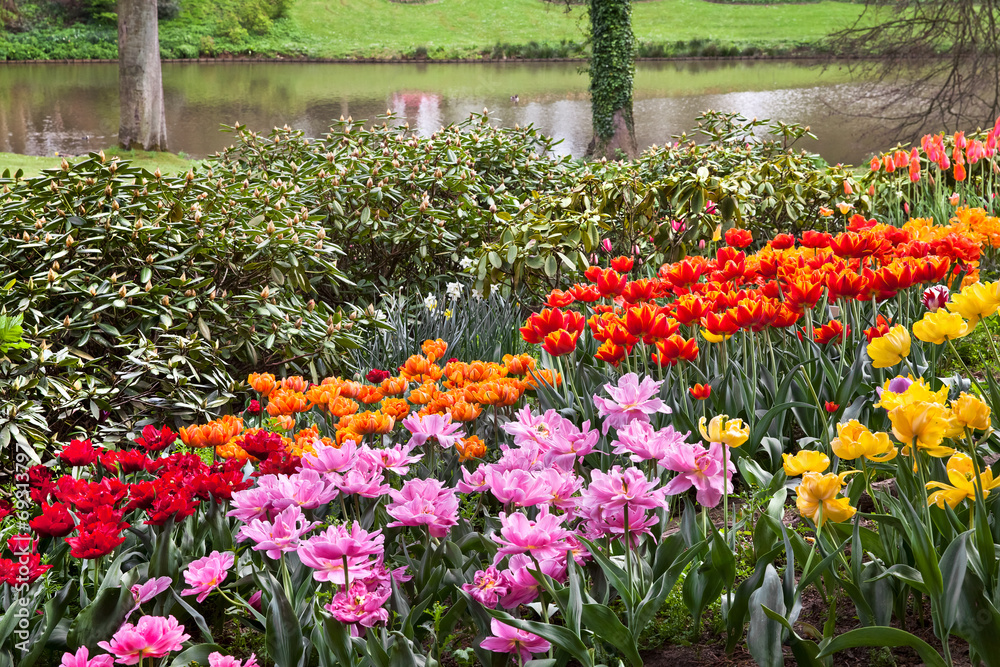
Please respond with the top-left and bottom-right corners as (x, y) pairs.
(287, 0), (865, 59)
(0, 149), (199, 178)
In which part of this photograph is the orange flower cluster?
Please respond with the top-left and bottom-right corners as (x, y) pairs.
(228, 342), (548, 461)
(524, 215), (988, 365)
(179, 415), (243, 449)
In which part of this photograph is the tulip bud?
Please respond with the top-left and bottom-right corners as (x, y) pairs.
(88, 285), (97, 296)
(210, 289), (217, 300)
(110, 272), (118, 284)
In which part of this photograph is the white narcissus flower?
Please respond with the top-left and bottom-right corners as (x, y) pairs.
(423, 294), (438, 311)
(446, 282), (463, 300)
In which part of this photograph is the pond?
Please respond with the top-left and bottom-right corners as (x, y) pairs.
(0, 60), (895, 165)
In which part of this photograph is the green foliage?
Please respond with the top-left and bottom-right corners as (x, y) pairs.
(0, 150), (367, 445)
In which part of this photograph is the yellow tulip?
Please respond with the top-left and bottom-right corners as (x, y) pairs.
(865, 324), (911, 368)
(888, 402), (957, 457)
(700, 329), (732, 343)
(951, 392), (992, 431)
(795, 471), (858, 526)
(874, 377), (949, 411)
(946, 281), (999, 326)
(912, 310), (970, 344)
(782, 450), (831, 476)
(699, 414), (750, 448)
(831, 420), (898, 462)
(926, 452), (1000, 509)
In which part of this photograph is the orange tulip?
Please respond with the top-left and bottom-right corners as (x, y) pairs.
(281, 376), (309, 392)
(456, 435), (487, 462)
(357, 385), (385, 404)
(248, 372), (277, 396)
(502, 354), (536, 376)
(328, 396), (360, 418)
(180, 415), (243, 448)
(305, 384), (341, 412)
(266, 389), (310, 416)
(348, 411), (395, 435)
(399, 355), (444, 382)
(449, 401), (483, 422)
(381, 397), (411, 420)
(380, 376), (408, 396)
(542, 329), (581, 357)
(421, 338), (449, 363)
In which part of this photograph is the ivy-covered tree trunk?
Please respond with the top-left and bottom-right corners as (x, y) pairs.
(586, 0), (637, 159)
(118, 0), (168, 151)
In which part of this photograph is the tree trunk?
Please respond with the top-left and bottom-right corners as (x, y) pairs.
(118, 0), (167, 151)
(586, 0), (637, 159)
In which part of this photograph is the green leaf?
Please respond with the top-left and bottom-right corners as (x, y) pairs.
(747, 565), (785, 667)
(580, 603), (642, 667)
(543, 255), (557, 278)
(266, 581), (304, 667)
(816, 627), (947, 667)
(167, 644), (224, 667)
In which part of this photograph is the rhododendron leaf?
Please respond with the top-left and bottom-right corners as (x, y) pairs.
(580, 603), (642, 667)
(815, 626), (948, 667)
(166, 643), (223, 667)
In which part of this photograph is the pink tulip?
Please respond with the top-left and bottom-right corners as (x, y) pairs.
(498, 554), (567, 608)
(611, 421), (689, 464)
(97, 616), (190, 665)
(227, 487), (274, 523)
(401, 412), (466, 449)
(298, 523), (383, 585)
(600, 238), (613, 253)
(480, 619), (551, 663)
(661, 441), (732, 507)
(60, 647), (114, 667)
(385, 478), (458, 538)
(324, 581), (390, 628)
(301, 440), (358, 474)
(593, 373), (671, 434)
(462, 566), (508, 608)
(208, 653), (259, 667)
(360, 443), (422, 476)
(493, 508), (573, 561)
(237, 505), (318, 559)
(125, 576), (172, 621)
(483, 468), (552, 508)
(181, 550), (234, 603)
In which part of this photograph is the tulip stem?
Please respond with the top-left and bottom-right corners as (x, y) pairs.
(945, 340), (987, 399)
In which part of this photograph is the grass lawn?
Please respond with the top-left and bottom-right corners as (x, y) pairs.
(288, 0), (865, 58)
(0, 149), (199, 178)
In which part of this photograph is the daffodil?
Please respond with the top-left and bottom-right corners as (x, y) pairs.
(699, 414), (750, 448)
(951, 392), (992, 431)
(831, 420), (898, 462)
(782, 450), (831, 476)
(865, 324), (911, 368)
(795, 471), (858, 526)
(889, 402), (957, 457)
(926, 452), (1000, 509)
(912, 309), (970, 344)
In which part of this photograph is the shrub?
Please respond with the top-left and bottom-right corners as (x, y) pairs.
(0, 152), (366, 446)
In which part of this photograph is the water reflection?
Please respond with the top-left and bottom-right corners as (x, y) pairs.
(0, 60), (898, 165)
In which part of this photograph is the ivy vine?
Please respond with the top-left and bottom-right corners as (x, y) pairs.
(588, 0), (635, 142)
